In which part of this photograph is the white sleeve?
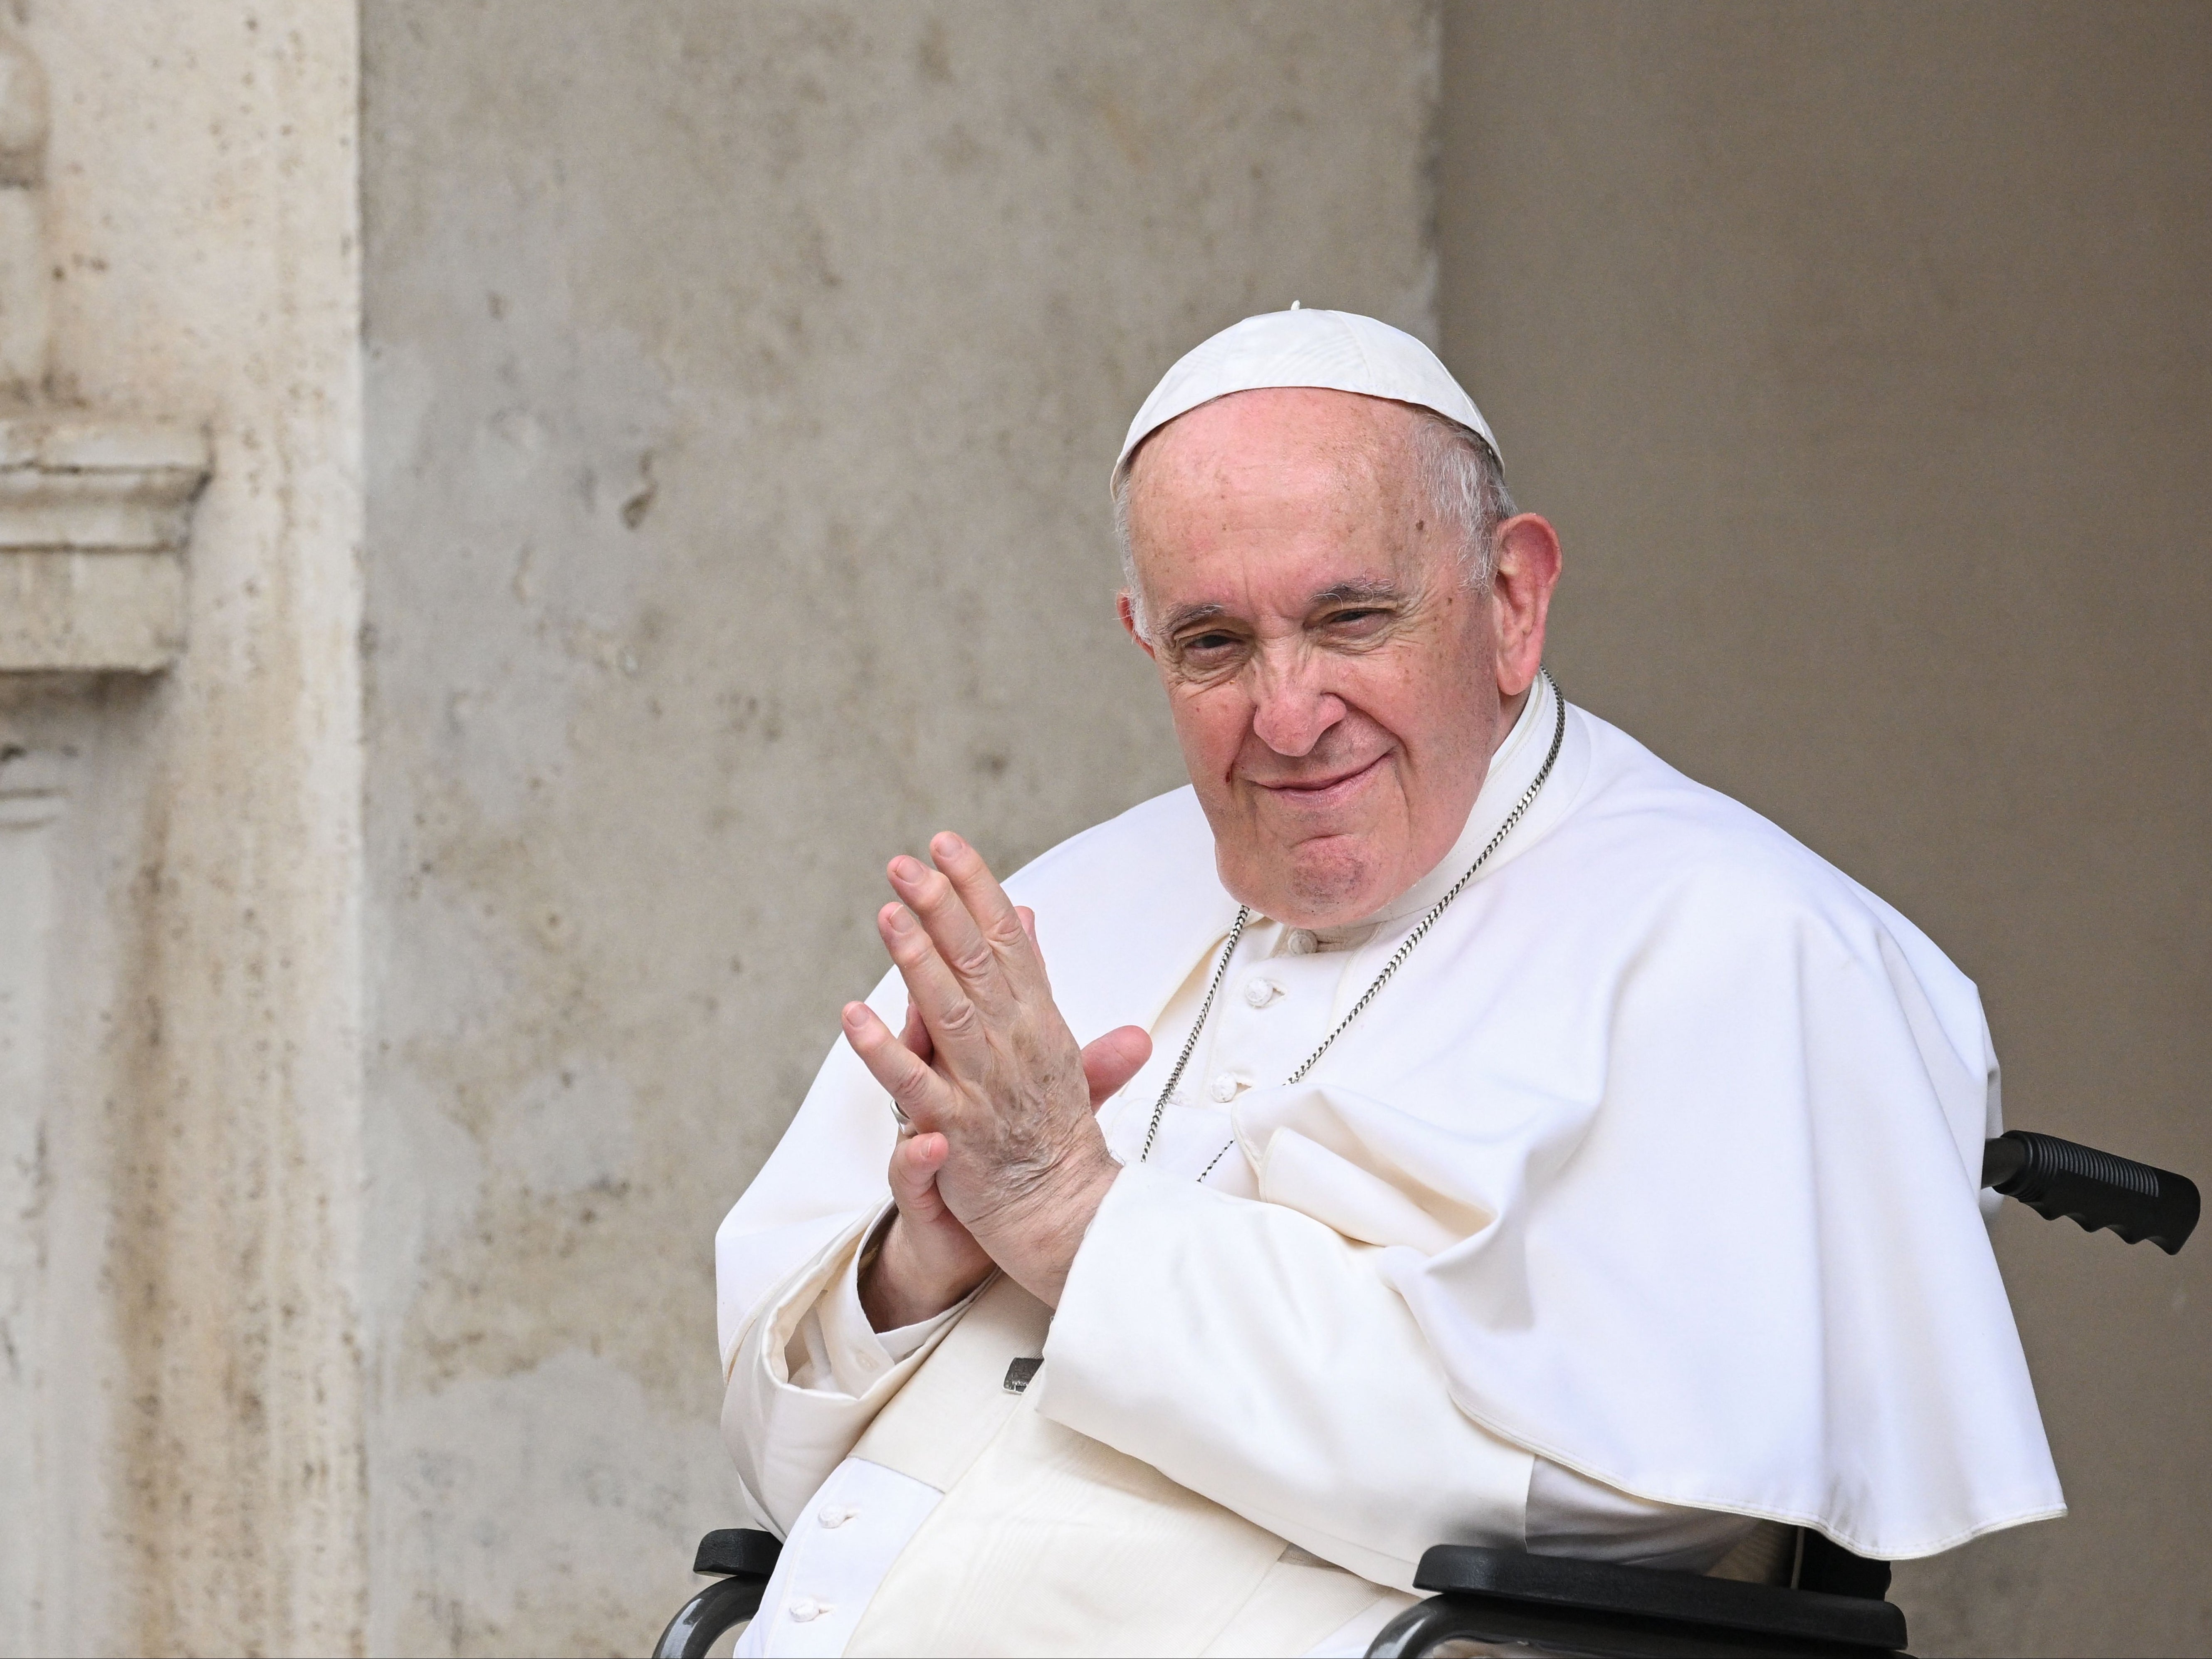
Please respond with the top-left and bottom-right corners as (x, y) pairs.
(1039, 1163), (1758, 1590)
(1036, 1161), (1533, 1592)
(719, 1205), (972, 1534)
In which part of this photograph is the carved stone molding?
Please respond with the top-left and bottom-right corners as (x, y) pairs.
(0, 33), (212, 677)
(0, 420), (211, 672)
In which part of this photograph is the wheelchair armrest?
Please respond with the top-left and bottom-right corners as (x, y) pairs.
(652, 1528), (783, 1659)
(693, 1528), (783, 1579)
(1365, 1545), (1908, 1658)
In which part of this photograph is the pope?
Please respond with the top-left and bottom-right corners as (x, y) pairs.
(712, 309), (2062, 1657)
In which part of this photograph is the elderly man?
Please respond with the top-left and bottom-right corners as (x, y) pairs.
(714, 310), (2061, 1657)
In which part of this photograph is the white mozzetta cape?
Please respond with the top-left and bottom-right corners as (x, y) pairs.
(718, 701), (2063, 1562)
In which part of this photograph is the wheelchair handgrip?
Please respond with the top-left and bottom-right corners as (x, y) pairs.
(1983, 1131), (2199, 1254)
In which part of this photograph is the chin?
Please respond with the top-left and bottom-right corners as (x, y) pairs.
(1239, 836), (1390, 928)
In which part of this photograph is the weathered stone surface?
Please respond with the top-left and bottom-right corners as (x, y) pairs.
(0, 28), (49, 393)
(360, 3), (1434, 1651)
(0, 745), (67, 1657)
(0, 419), (208, 672)
(0, 2), (364, 1653)
(0, 550), (184, 670)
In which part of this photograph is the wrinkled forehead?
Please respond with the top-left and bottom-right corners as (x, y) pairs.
(1119, 394), (1451, 625)
(1122, 387), (1424, 515)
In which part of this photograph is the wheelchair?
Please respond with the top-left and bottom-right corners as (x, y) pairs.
(657, 1129), (2198, 1658)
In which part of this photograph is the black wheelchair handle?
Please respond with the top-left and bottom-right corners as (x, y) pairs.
(1984, 1131), (2199, 1254)
(652, 1528), (783, 1659)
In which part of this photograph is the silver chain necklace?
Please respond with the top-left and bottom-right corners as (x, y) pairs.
(1138, 670), (1568, 1177)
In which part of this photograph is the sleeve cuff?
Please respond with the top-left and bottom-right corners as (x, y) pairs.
(723, 1205), (985, 1532)
(814, 1208), (967, 1389)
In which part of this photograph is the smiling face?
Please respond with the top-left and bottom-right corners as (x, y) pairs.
(1120, 387), (1553, 929)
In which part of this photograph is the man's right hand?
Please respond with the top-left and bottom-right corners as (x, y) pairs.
(860, 917), (1151, 1332)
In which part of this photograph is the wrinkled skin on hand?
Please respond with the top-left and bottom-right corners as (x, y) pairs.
(844, 831), (1150, 1328)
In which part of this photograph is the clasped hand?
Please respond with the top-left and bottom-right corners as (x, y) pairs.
(843, 832), (1151, 1328)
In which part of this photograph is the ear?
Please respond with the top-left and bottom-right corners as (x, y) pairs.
(1117, 591), (1158, 660)
(1488, 514), (1562, 698)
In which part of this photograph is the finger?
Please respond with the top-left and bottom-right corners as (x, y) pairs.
(1080, 1025), (1153, 1110)
(889, 852), (1017, 1016)
(929, 833), (1046, 994)
(844, 999), (952, 1131)
(889, 1131), (955, 1222)
(876, 901), (993, 1068)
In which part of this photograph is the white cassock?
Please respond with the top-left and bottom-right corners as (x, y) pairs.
(713, 675), (2063, 1657)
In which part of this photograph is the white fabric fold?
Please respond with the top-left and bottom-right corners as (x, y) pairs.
(1038, 1160), (1534, 1592)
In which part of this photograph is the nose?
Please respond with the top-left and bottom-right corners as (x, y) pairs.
(1248, 651), (1346, 758)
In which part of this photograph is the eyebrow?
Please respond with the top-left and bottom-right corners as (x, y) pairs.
(1308, 579), (1405, 610)
(1159, 580), (1409, 640)
(1159, 600), (1229, 637)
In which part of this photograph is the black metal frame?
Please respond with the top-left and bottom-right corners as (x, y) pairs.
(652, 1529), (781, 1659)
(1367, 1543), (1905, 1658)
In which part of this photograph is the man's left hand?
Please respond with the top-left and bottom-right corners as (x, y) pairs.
(843, 832), (1150, 1308)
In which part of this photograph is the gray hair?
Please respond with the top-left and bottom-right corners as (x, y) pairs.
(1113, 404), (1516, 641)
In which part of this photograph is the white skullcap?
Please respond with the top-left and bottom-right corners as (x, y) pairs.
(1113, 306), (1500, 495)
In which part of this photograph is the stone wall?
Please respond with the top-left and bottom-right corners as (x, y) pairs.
(358, 4), (1436, 1651)
(1438, 4), (2211, 1653)
(0, 1), (364, 1653)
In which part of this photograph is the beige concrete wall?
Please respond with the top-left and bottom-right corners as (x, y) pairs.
(358, 4), (1436, 1650)
(0, 1), (365, 1654)
(1438, 4), (2210, 1654)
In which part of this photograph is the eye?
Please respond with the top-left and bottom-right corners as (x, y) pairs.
(1320, 606), (1394, 634)
(1168, 627), (1248, 676)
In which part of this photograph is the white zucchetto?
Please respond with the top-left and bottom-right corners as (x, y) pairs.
(1114, 307), (1500, 493)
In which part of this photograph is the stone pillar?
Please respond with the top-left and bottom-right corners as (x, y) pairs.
(0, 29), (49, 398)
(0, 747), (67, 1654)
(0, 3), (366, 1653)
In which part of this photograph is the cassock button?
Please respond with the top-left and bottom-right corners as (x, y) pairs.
(818, 1503), (854, 1528)
(1243, 979), (1281, 1008)
(1209, 1075), (1238, 1104)
(1285, 928), (1318, 955)
(789, 1597), (828, 1622)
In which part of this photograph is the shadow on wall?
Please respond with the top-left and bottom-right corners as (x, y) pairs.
(1439, 4), (2212, 1657)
